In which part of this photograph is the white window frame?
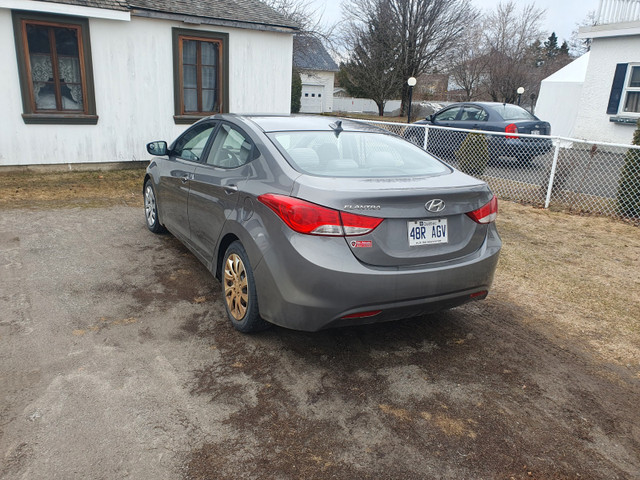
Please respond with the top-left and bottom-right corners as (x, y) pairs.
(621, 64), (640, 116)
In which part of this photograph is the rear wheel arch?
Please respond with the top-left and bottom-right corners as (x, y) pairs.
(215, 233), (240, 280)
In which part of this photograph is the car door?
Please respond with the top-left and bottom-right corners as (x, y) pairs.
(188, 122), (256, 263)
(456, 105), (489, 131)
(427, 105), (463, 159)
(158, 121), (216, 242)
(452, 105), (491, 156)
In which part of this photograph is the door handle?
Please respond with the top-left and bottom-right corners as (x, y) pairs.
(181, 174), (189, 184)
(224, 185), (238, 194)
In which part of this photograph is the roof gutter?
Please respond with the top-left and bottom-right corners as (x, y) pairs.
(0, 0), (130, 20)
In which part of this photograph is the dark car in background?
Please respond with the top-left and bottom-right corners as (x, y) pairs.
(143, 115), (501, 333)
(405, 102), (552, 164)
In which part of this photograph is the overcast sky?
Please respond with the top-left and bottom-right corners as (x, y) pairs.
(312, 0), (600, 44)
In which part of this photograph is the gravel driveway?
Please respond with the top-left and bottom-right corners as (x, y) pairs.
(1, 206), (639, 479)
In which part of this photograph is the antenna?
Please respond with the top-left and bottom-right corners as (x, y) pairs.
(329, 120), (343, 136)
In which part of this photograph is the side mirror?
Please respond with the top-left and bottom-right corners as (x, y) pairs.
(147, 141), (168, 156)
(427, 115), (435, 123)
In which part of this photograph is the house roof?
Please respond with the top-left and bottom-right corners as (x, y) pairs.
(129, 0), (297, 28)
(293, 34), (339, 72)
(38, 0), (298, 29)
(38, 0), (129, 11)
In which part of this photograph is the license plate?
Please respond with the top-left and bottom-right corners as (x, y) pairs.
(407, 219), (448, 246)
(530, 130), (540, 135)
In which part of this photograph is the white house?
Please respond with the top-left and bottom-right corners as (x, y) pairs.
(565, 0), (640, 144)
(0, 0), (297, 167)
(293, 34), (338, 114)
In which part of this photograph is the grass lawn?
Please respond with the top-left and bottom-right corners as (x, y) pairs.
(0, 168), (146, 209)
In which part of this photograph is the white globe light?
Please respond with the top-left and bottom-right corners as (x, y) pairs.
(517, 87), (525, 94)
(407, 77), (417, 87)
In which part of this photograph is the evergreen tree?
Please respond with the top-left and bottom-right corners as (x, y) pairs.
(544, 32), (559, 59)
(291, 68), (302, 114)
(616, 120), (640, 218)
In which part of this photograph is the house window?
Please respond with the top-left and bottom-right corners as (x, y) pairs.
(173, 28), (229, 124)
(12, 11), (97, 124)
(622, 65), (640, 114)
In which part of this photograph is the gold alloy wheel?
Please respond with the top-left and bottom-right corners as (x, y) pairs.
(224, 253), (249, 321)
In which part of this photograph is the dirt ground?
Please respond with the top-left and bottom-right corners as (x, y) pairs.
(0, 170), (639, 479)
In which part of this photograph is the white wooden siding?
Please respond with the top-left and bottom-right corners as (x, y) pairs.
(0, 11), (293, 166)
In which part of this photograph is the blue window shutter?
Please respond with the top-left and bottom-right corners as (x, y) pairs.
(607, 63), (628, 115)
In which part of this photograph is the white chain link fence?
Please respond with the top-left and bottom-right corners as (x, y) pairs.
(360, 120), (640, 224)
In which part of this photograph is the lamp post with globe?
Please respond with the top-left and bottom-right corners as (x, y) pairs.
(517, 86), (525, 106)
(407, 77), (417, 123)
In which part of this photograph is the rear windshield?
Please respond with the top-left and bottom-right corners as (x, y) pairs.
(267, 131), (450, 178)
(493, 104), (536, 121)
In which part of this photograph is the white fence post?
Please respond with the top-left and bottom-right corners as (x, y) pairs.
(544, 142), (562, 209)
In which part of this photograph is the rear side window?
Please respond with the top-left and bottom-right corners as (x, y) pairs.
(460, 106), (488, 121)
(494, 104), (536, 121)
(268, 131), (450, 178)
(205, 124), (255, 168)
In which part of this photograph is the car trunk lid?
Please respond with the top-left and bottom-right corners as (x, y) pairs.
(511, 121), (551, 135)
(291, 172), (494, 267)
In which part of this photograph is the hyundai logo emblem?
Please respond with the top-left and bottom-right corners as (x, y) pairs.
(425, 199), (445, 213)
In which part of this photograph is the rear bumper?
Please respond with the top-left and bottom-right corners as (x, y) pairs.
(252, 225), (501, 331)
(493, 137), (553, 158)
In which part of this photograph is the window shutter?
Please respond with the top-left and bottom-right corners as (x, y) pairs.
(607, 63), (628, 115)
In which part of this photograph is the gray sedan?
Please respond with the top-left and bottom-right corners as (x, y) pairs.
(144, 115), (501, 332)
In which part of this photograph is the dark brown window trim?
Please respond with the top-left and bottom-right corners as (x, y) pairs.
(12, 10), (98, 125)
(172, 28), (229, 125)
(22, 114), (99, 125)
(173, 115), (208, 125)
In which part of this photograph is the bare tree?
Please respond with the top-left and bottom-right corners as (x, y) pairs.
(261, 0), (337, 48)
(482, 1), (546, 104)
(568, 11), (596, 57)
(343, 0), (475, 114)
(447, 20), (489, 101)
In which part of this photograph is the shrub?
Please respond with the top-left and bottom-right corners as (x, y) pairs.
(291, 68), (302, 114)
(616, 120), (640, 218)
(455, 132), (490, 176)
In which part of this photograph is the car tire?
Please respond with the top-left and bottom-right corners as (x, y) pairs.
(144, 179), (166, 234)
(222, 241), (270, 333)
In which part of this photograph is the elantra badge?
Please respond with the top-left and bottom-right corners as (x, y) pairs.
(425, 199), (445, 213)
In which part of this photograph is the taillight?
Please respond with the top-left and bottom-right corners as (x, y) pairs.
(258, 194), (383, 236)
(340, 211), (383, 235)
(467, 196), (498, 224)
(505, 123), (518, 139)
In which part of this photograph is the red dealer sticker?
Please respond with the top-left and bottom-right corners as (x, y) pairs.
(350, 240), (373, 248)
